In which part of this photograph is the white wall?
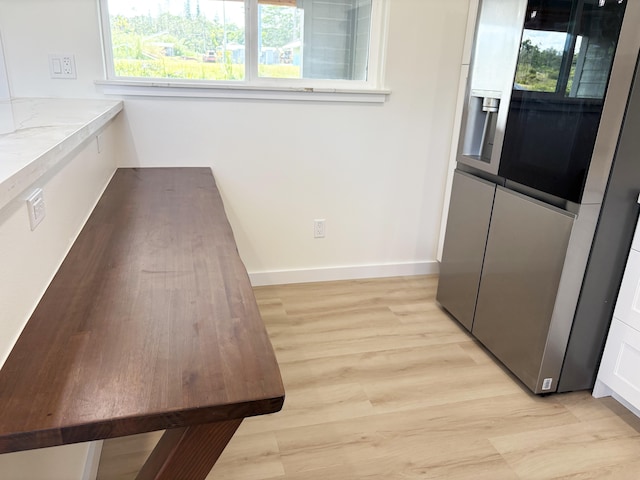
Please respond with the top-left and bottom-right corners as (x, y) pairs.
(0, 117), (120, 478)
(0, 31), (9, 99)
(0, 0), (104, 99)
(0, 29), (14, 133)
(0, 0), (470, 285)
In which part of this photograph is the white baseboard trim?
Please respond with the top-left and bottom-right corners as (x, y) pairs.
(248, 261), (439, 287)
(593, 382), (640, 419)
(611, 392), (640, 419)
(592, 379), (612, 398)
(82, 440), (104, 480)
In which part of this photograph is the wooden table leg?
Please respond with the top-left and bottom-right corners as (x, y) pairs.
(136, 419), (243, 480)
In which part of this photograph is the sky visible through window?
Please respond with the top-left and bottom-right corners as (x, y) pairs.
(108, 0), (244, 23)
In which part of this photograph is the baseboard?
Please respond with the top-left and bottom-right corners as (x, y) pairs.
(592, 382), (640, 419)
(611, 392), (640, 419)
(592, 379), (612, 398)
(248, 261), (439, 287)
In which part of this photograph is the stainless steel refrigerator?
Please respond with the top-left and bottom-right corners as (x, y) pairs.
(437, 0), (640, 394)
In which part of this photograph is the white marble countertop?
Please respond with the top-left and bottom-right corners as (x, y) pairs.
(0, 98), (123, 212)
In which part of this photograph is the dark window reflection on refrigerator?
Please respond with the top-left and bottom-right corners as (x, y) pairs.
(499, 0), (626, 203)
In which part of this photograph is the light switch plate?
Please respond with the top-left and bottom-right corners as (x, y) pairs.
(26, 188), (46, 230)
(49, 54), (76, 79)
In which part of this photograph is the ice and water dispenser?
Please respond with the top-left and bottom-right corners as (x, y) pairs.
(459, 0), (526, 174)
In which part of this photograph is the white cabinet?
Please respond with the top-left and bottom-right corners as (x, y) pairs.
(593, 212), (640, 417)
(595, 320), (640, 406)
(612, 250), (640, 332)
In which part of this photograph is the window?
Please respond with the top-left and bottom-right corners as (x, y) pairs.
(99, 0), (387, 91)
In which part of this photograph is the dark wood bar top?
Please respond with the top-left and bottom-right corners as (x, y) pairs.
(0, 168), (284, 455)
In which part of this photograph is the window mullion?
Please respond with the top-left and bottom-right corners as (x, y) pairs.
(98, 0), (116, 80)
(367, 0), (390, 89)
(245, 0), (259, 83)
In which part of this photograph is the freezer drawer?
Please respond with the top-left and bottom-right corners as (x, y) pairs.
(472, 187), (574, 393)
(437, 170), (496, 331)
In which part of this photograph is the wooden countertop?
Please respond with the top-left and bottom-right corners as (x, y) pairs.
(0, 168), (284, 454)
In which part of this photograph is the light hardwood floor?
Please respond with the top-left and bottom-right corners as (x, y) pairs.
(97, 275), (640, 479)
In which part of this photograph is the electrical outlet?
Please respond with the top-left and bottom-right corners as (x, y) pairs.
(314, 219), (326, 238)
(26, 188), (46, 230)
(49, 54), (76, 79)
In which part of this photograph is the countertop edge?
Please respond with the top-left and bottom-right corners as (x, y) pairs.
(0, 100), (124, 213)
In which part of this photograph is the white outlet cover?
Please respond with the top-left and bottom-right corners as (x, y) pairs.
(313, 219), (326, 238)
(49, 54), (76, 79)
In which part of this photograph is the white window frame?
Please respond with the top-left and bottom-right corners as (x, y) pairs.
(96, 0), (390, 102)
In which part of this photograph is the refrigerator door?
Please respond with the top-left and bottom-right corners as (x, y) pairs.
(437, 171), (496, 331)
(472, 187), (574, 393)
(499, 0), (627, 203)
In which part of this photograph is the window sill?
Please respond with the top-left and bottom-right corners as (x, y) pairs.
(95, 80), (391, 103)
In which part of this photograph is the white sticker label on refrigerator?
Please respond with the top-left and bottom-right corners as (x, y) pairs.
(542, 378), (553, 391)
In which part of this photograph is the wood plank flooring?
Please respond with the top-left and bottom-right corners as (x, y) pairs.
(96, 275), (640, 480)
